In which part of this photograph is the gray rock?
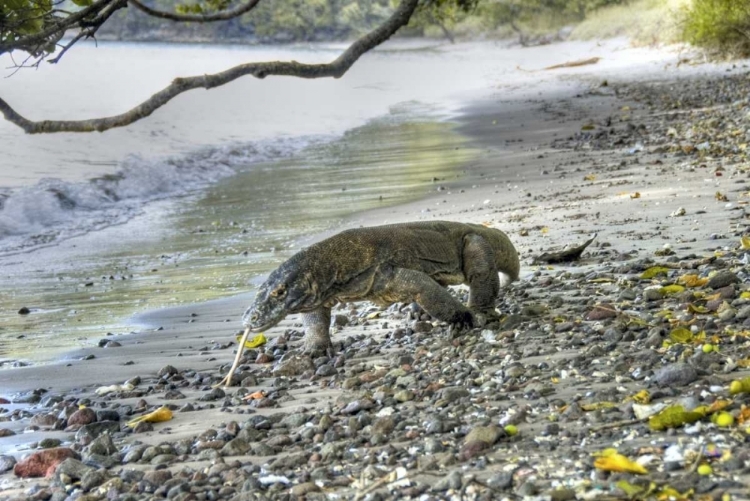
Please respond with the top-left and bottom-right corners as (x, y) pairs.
(80, 470), (108, 491)
(708, 271), (739, 289)
(433, 470), (462, 491)
(221, 438), (250, 456)
(199, 388), (225, 401)
(55, 458), (95, 480)
(655, 363), (698, 387)
(488, 471), (513, 490)
(75, 421), (120, 444)
(315, 364), (337, 377)
(440, 387), (470, 402)
(0, 455), (16, 473)
(86, 433), (118, 456)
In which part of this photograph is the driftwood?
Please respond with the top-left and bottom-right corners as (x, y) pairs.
(544, 57), (601, 70)
(533, 234), (597, 264)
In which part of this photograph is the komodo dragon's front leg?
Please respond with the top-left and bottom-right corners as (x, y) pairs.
(377, 266), (475, 328)
(462, 233), (501, 319)
(300, 307), (333, 355)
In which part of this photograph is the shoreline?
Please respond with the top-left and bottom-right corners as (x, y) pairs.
(1, 40), (738, 403)
(3, 41), (750, 499)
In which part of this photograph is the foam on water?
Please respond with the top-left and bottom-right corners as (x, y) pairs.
(0, 136), (323, 255)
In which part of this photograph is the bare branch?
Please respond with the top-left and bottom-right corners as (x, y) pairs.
(128, 0), (262, 22)
(0, 0), (420, 134)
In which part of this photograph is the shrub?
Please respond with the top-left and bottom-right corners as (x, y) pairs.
(682, 0), (750, 57)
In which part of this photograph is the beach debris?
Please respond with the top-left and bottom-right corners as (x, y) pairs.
(236, 331), (267, 349)
(544, 57), (601, 70)
(532, 233), (596, 264)
(126, 406), (172, 427)
(95, 382), (135, 396)
(593, 449), (647, 474)
(214, 327), (255, 388)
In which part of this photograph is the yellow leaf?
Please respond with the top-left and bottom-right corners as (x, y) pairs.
(615, 480), (646, 497)
(660, 284), (685, 295)
(716, 191), (729, 202)
(649, 405), (705, 431)
(236, 332), (267, 349)
(594, 453), (648, 474)
(127, 406), (173, 427)
(583, 174), (596, 181)
(678, 274), (709, 288)
(630, 192), (641, 199)
(641, 266), (670, 279)
(628, 390), (651, 404)
(741, 291), (750, 299)
(541, 227), (549, 234)
(687, 304), (710, 314)
(669, 327), (694, 344)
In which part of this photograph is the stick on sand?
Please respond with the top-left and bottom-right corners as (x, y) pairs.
(214, 326), (251, 388)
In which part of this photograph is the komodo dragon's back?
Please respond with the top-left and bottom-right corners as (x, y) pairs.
(301, 221), (519, 284)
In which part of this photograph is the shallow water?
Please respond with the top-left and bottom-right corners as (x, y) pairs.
(0, 116), (475, 362)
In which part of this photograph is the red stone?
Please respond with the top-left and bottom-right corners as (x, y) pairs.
(67, 408), (96, 427)
(13, 447), (79, 478)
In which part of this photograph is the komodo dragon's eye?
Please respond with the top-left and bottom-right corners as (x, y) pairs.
(270, 285), (286, 298)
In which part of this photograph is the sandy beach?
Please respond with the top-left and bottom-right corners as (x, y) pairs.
(3, 40), (750, 499)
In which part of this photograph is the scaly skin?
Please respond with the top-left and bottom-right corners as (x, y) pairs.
(243, 221), (520, 355)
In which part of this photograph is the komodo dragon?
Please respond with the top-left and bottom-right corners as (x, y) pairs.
(217, 221), (519, 386)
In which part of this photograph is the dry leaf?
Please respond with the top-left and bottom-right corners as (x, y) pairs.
(641, 266), (670, 279)
(678, 274), (709, 288)
(583, 174), (596, 181)
(649, 405), (704, 431)
(127, 406), (173, 427)
(593, 452), (648, 474)
(630, 192), (641, 199)
(660, 284), (685, 295)
(715, 191), (729, 202)
(235, 332), (267, 349)
(669, 327), (694, 344)
(742, 235), (750, 250)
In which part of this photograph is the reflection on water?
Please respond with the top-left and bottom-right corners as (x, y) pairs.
(0, 118), (476, 363)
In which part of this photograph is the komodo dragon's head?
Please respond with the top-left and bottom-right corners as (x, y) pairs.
(242, 261), (316, 331)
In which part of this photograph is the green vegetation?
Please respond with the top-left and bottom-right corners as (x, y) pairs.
(681, 0), (750, 57)
(571, 0), (686, 45)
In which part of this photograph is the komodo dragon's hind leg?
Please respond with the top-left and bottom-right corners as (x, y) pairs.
(462, 233), (501, 320)
(300, 307), (333, 356)
(378, 267), (474, 328)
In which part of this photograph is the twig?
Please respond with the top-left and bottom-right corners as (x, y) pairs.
(589, 418), (644, 433)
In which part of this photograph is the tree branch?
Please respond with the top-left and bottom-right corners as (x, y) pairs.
(128, 0), (261, 22)
(0, 0), (119, 56)
(0, 0), (420, 134)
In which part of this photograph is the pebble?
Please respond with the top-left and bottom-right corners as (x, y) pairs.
(655, 363), (698, 387)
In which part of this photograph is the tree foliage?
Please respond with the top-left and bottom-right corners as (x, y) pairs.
(682, 0), (750, 57)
